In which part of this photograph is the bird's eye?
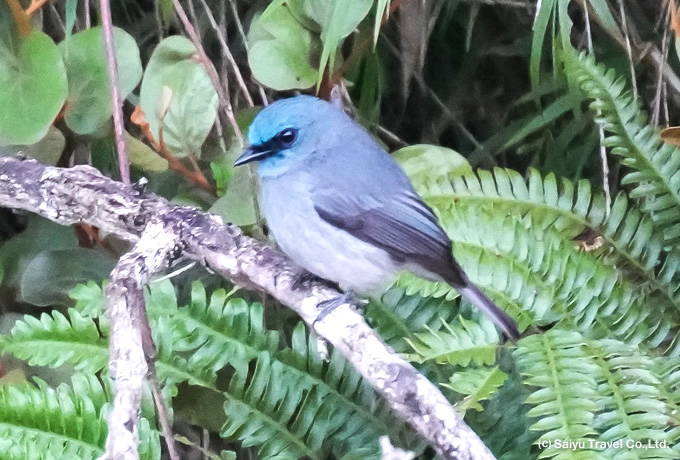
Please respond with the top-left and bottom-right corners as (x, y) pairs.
(278, 128), (298, 147)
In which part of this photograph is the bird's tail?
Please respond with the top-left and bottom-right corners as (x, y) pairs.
(457, 284), (520, 341)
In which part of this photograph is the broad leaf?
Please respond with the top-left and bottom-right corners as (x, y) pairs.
(288, 0), (373, 81)
(19, 248), (115, 307)
(0, 30), (67, 145)
(60, 26), (142, 135)
(393, 144), (472, 184)
(248, 0), (319, 91)
(140, 36), (218, 157)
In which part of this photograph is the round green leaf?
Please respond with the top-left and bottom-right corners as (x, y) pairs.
(139, 36), (218, 158)
(287, 0), (373, 41)
(59, 26), (142, 135)
(0, 30), (67, 145)
(247, 1), (319, 91)
(0, 125), (66, 165)
(393, 144), (472, 183)
(287, 0), (373, 79)
(209, 166), (259, 226)
(126, 132), (168, 171)
(19, 248), (115, 307)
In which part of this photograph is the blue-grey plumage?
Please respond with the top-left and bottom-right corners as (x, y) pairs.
(235, 96), (520, 340)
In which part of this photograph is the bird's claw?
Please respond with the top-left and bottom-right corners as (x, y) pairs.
(313, 290), (365, 327)
(291, 271), (326, 290)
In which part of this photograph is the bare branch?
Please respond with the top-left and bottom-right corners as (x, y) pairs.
(100, 0), (131, 183)
(102, 219), (177, 460)
(0, 157), (496, 460)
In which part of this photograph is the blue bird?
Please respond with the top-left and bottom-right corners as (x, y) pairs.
(235, 95), (520, 340)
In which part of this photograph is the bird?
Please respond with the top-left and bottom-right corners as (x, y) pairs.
(234, 95), (520, 340)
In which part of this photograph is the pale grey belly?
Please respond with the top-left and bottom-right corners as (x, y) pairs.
(261, 185), (397, 294)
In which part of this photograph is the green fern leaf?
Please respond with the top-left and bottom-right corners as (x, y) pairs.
(392, 170), (680, 348)
(367, 287), (460, 353)
(405, 317), (500, 366)
(443, 366), (508, 413)
(159, 282), (415, 458)
(1, 309), (108, 372)
(467, 368), (539, 460)
(563, 50), (680, 245)
(0, 374), (159, 460)
(417, 168), (680, 316)
(588, 339), (677, 459)
(515, 330), (604, 459)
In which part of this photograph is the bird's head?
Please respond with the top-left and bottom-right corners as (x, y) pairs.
(235, 95), (350, 177)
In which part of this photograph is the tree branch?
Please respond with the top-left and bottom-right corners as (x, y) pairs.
(0, 157), (496, 460)
(103, 219), (178, 460)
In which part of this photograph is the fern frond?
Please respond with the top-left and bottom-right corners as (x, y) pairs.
(467, 368), (539, 460)
(367, 287), (460, 353)
(425, 205), (674, 347)
(405, 317), (499, 366)
(165, 282), (280, 377)
(443, 366), (508, 413)
(417, 168), (680, 316)
(1, 309), (108, 372)
(0, 374), (159, 460)
(219, 352), (327, 459)
(279, 324), (421, 455)
(0, 440), (60, 460)
(587, 339), (678, 459)
(160, 282), (415, 458)
(10, 282), (411, 458)
(563, 50), (680, 245)
(69, 281), (106, 317)
(515, 330), (603, 459)
(653, 357), (680, 454)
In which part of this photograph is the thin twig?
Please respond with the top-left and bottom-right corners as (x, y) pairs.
(100, 0), (131, 184)
(153, 0), (165, 45)
(48, 2), (65, 36)
(227, 0), (269, 104)
(185, 0), (228, 151)
(258, 87), (269, 106)
(381, 36), (484, 151)
(171, 0), (244, 146)
(186, 0), (200, 34)
(149, 368), (179, 460)
(618, 0), (638, 103)
(584, 2), (611, 215)
(197, 0), (254, 107)
(25, 0), (49, 15)
(131, 107), (215, 194)
(652, 3), (671, 126)
(580, 0), (680, 109)
(227, 0), (248, 46)
(158, 128), (216, 195)
(663, 80), (670, 126)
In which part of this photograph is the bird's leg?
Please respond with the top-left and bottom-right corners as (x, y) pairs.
(313, 290), (363, 326)
(291, 270), (335, 291)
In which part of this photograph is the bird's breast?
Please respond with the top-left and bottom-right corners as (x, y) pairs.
(260, 177), (397, 294)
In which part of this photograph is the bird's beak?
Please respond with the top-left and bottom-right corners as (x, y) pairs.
(234, 145), (275, 166)
(235, 146), (268, 166)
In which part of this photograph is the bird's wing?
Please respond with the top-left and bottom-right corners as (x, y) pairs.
(312, 189), (467, 285)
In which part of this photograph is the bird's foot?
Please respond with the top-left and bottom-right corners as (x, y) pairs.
(291, 271), (333, 291)
(313, 290), (364, 326)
